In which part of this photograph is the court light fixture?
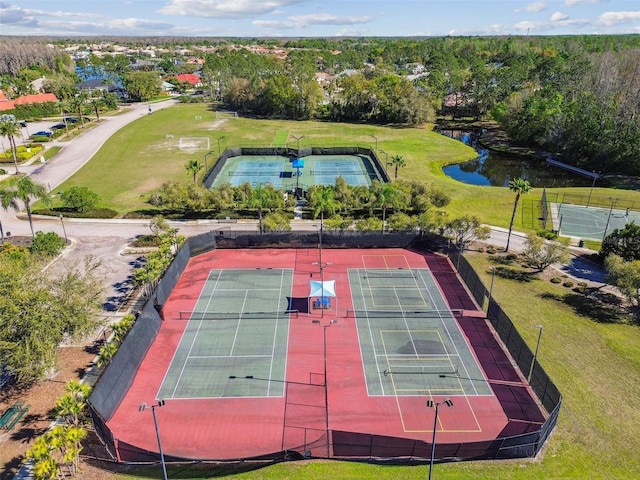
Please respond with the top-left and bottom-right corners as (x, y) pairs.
(217, 135), (227, 156)
(528, 324), (543, 383)
(138, 400), (168, 480)
(426, 398), (453, 480)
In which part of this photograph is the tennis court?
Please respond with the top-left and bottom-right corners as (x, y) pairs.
(552, 202), (639, 240)
(211, 154), (379, 189)
(348, 268), (492, 398)
(157, 268), (294, 399)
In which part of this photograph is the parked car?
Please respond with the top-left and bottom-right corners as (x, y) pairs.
(63, 117), (79, 123)
(51, 123), (66, 130)
(19, 121), (27, 127)
(32, 130), (53, 137)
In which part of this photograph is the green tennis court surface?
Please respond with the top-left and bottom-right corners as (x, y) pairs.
(552, 202), (639, 240)
(348, 268), (492, 397)
(210, 154), (378, 189)
(157, 269), (293, 400)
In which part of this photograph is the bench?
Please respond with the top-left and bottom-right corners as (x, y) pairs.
(0, 401), (24, 429)
(6, 404), (29, 430)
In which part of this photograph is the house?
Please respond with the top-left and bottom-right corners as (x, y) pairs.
(161, 81), (176, 93)
(175, 73), (202, 88)
(0, 91), (59, 111)
(77, 80), (129, 100)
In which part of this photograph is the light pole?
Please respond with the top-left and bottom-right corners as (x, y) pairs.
(427, 398), (453, 480)
(603, 198), (619, 241)
(487, 267), (496, 311)
(379, 149), (389, 172)
(217, 135), (226, 156)
(313, 219), (327, 317)
(138, 400), (168, 480)
(368, 134), (378, 153)
(59, 214), (68, 244)
(204, 150), (215, 171)
(312, 318), (337, 458)
(527, 325), (543, 383)
(586, 172), (599, 208)
(291, 134), (305, 153)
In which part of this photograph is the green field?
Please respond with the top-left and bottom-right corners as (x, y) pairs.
(56, 103), (640, 235)
(57, 104), (640, 479)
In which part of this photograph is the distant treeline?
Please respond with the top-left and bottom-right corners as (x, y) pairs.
(2, 35), (640, 175)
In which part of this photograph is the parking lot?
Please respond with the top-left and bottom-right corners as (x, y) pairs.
(12, 120), (54, 145)
(9, 118), (86, 146)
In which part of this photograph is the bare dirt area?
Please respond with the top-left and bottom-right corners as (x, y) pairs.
(0, 346), (97, 480)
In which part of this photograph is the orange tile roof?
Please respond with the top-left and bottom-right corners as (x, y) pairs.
(176, 73), (201, 86)
(13, 93), (59, 105)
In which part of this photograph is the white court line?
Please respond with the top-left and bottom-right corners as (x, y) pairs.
(265, 269), (287, 397)
(167, 271), (223, 399)
(355, 269), (387, 395)
(229, 290), (250, 356)
(420, 276), (483, 397)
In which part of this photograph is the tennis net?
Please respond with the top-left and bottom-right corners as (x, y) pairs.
(178, 310), (299, 320)
(228, 170), (283, 176)
(383, 364), (460, 376)
(346, 309), (461, 318)
(360, 270), (421, 278)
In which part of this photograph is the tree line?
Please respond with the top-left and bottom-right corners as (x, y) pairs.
(3, 35), (640, 171)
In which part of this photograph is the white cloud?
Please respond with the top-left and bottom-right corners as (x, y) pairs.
(159, 0), (306, 19)
(290, 13), (372, 26)
(564, 0), (603, 6)
(520, 2), (548, 13)
(254, 13), (372, 30)
(550, 11), (569, 22)
(597, 11), (640, 26)
(0, 2), (100, 28)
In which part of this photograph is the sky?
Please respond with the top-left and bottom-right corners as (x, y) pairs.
(1, 0), (639, 38)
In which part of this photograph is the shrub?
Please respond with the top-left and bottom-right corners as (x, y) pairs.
(131, 234), (162, 247)
(537, 229), (558, 240)
(562, 281), (574, 288)
(429, 188), (451, 207)
(30, 231), (65, 256)
(550, 277), (562, 284)
(61, 186), (100, 212)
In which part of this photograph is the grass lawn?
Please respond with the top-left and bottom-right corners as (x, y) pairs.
(54, 103), (640, 233)
(55, 103), (482, 216)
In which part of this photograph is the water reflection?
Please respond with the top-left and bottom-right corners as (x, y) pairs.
(440, 129), (592, 188)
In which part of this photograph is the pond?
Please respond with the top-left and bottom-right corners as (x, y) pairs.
(440, 129), (593, 187)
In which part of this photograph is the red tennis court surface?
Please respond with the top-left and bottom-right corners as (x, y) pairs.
(106, 248), (546, 462)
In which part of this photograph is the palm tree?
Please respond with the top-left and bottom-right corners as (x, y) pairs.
(97, 342), (118, 367)
(0, 115), (21, 174)
(0, 176), (51, 236)
(370, 181), (408, 234)
(88, 96), (106, 121)
(246, 184), (283, 233)
(69, 91), (89, 127)
(390, 154), (406, 180)
(505, 178), (532, 252)
(310, 185), (341, 220)
(186, 159), (203, 184)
